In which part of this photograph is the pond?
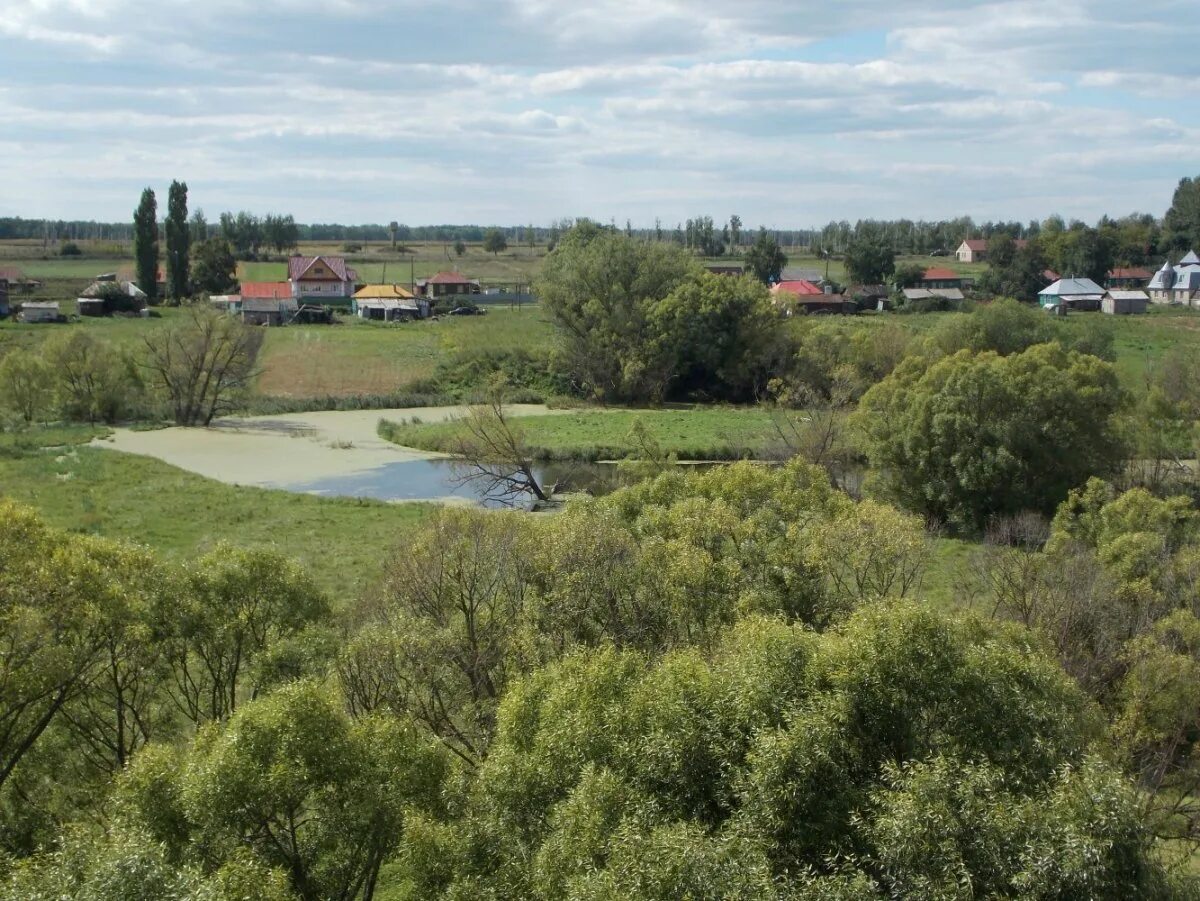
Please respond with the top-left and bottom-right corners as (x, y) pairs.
(95, 405), (636, 508)
(285, 458), (627, 508)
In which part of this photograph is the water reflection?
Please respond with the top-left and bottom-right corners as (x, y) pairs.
(282, 458), (628, 507)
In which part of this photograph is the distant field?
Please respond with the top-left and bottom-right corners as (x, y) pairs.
(381, 406), (781, 461)
(0, 427), (427, 599)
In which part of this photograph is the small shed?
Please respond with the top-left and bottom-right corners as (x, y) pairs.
(241, 298), (297, 327)
(18, 301), (61, 323)
(1102, 290), (1149, 315)
(353, 284), (429, 320)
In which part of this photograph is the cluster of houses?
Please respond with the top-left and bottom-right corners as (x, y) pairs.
(1, 255), (496, 326)
(209, 255), (478, 326)
(754, 247), (1200, 317)
(1036, 252), (1200, 315)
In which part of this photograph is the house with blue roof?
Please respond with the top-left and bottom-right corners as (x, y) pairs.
(1038, 277), (1105, 310)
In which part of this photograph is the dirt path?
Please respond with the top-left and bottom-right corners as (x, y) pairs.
(93, 404), (562, 491)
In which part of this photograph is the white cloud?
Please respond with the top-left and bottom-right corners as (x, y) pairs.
(0, 0), (1197, 223)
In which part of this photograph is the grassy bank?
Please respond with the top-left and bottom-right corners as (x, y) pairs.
(0, 426), (427, 599)
(380, 406), (782, 461)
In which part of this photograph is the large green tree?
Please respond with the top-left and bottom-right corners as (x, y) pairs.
(400, 605), (1171, 899)
(189, 236), (238, 295)
(132, 187), (159, 303)
(1164, 174), (1200, 252)
(743, 227), (787, 284)
(843, 238), (896, 285)
(535, 222), (695, 401)
(857, 342), (1127, 530)
(116, 681), (447, 901)
(164, 180), (189, 301)
(483, 227), (508, 256)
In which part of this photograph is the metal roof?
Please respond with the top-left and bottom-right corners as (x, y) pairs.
(1039, 277), (1104, 296)
(1180, 250), (1200, 265)
(1105, 290), (1150, 301)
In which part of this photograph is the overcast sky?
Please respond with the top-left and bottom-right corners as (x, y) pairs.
(1, 0), (1198, 228)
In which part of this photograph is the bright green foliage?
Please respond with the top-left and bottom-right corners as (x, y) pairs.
(40, 330), (139, 423)
(132, 187), (159, 303)
(0, 348), (51, 423)
(743, 227), (787, 284)
(165, 180), (190, 301)
(117, 681), (447, 901)
(934, 297), (1053, 356)
(160, 544), (332, 726)
(858, 342), (1127, 530)
(341, 462), (930, 763)
(400, 605), (1168, 899)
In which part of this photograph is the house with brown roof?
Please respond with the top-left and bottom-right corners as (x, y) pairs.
(955, 238), (1028, 264)
(916, 267), (965, 290)
(288, 255), (358, 301)
(1105, 267), (1152, 289)
(414, 271), (482, 298)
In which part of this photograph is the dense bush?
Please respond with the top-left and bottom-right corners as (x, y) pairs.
(857, 342), (1127, 530)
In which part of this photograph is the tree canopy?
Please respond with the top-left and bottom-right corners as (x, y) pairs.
(857, 341), (1127, 530)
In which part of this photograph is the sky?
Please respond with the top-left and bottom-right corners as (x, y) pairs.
(1, 0), (1198, 229)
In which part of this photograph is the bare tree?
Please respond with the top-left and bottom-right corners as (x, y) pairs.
(448, 389), (549, 506)
(141, 306), (262, 425)
(765, 374), (857, 492)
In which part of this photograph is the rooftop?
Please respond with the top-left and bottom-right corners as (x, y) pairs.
(239, 281), (292, 299)
(354, 283), (415, 299)
(771, 279), (824, 297)
(1040, 277), (1104, 296)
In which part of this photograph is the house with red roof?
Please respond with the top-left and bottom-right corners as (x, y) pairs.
(287, 254), (358, 300)
(414, 271), (482, 298)
(916, 267), (965, 290)
(770, 279), (824, 298)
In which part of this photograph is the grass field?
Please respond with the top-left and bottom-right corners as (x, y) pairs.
(0, 426), (427, 599)
(256, 306), (555, 398)
(381, 406), (782, 461)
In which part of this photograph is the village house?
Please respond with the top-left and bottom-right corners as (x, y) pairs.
(902, 287), (964, 303)
(1147, 251), (1200, 305)
(238, 282), (297, 326)
(770, 279), (824, 299)
(414, 271), (482, 298)
(76, 279), (147, 316)
(0, 266), (39, 293)
(955, 238), (1027, 264)
(846, 284), (892, 310)
(352, 284), (429, 321)
(287, 254), (358, 301)
(241, 298), (298, 327)
(1038, 277), (1105, 311)
(1102, 290), (1150, 315)
(915, 267), (965, 290)
(1105, 267), (1152, 289)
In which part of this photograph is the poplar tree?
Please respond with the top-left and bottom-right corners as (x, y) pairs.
(132, 187), (159, 303)
(165, 180), (189, 300)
